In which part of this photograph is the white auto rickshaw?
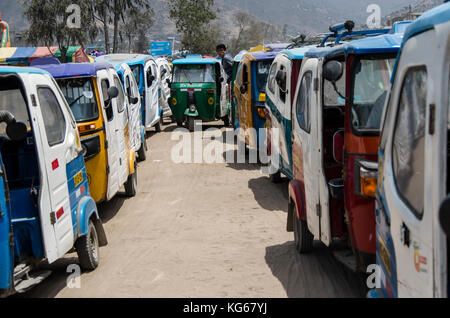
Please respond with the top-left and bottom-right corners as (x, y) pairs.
(370, 3), (450, 298)
(156, 57), (173, 119)
(34, 61), (138, 204)
(96, 54), (163, 132)
(0, 66), (107, 297)
(114, 62), (147, 162)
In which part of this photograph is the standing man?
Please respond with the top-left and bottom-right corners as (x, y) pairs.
(216, 44), (233, 83)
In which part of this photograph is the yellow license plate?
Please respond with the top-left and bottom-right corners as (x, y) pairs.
(378, 236), (391, 276)
(74, 171), (84, 188)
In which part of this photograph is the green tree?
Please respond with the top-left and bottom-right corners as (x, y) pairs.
(23, 0), (97, 62)
(122, 7), (154, 53)
(168, 0), (218, 54)
(92, 0), (153, 53)
(134, 29), (148, 53)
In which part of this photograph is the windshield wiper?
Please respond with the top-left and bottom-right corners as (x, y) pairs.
(69, 95), (85, 107)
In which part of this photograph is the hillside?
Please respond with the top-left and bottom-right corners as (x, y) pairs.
(1, 0), (445, 46)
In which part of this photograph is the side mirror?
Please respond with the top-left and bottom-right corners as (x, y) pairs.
(439, 196), (450, 237)
(130, 96), (139, 104)
(333, 130), (344, 163)
(148, 75), (155, 85)
(6, 121), (27, 142)
(323, 60), (344, 83)
(107, 86), (119, 100)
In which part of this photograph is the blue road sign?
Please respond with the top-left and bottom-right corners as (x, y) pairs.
(150, 41), (172, 56)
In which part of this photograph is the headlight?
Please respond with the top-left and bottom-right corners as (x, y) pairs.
(189, 105), (197, 113)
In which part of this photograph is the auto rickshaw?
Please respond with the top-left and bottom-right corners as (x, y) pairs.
(287, 22), (409, 272)
(234, 50), (280, 149)
(370, 3), (450, 298)
(265, 46), (314, 182)
(35, 62), (138, 204)
(113, 62), (147, 162)
(96, 54), (163, 132)
(156, 57), (173, 119)
(170, 55), (231, 132)
(0, 66), (107, 297)
(230, 51), (246, 128)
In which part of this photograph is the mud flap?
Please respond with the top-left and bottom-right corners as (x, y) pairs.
(93, 218), (108, 247)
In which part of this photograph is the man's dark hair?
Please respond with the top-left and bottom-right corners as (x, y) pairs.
(216, 44), (227, 51)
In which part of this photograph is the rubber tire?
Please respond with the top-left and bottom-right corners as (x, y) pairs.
(75, 220), (100, 271)
(293, 209), (314, 254)
(155, 117), (162, 132)
(125, 165), (137, 197)
(223, 115), (230, 127)
(269, 170), (282, 183)
(188, 116), (195, 132)
(137, 139), (147, 162)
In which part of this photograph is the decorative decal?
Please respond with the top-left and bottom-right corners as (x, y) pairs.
(56, 207), (64, 220)
(52, 159), (59, 170)
(413, 241), (428, 273)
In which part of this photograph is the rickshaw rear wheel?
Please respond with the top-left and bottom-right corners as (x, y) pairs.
(293, 205), (313, 254)
(269, 170), (282, 183)
(223, 115), (230, 127)
(137, 139), (147, 162)
(76, 220), (99, 271)
(155, 117), (163, 132)
(125, 163), (137, 197)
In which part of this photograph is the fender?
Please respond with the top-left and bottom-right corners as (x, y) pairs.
(128, 150), (136, 175)
(184, 109), (199, 117)
(287, 179), (306, 231)
(76, 196), (108, 247)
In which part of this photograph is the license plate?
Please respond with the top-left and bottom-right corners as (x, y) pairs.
(378, 236), (391, 276)
(74, 171), (84, 188)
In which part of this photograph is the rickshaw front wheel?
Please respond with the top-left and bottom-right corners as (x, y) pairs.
(76, 220), (100, 271)
(188, 116), (195, 132)
(125, 163), (138, 197)
(137, 139), (147, 162)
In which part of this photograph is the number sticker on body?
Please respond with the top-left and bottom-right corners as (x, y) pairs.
(74, 171), (84, 188)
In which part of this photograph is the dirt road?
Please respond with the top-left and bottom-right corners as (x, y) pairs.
(20, 122), (366, 298)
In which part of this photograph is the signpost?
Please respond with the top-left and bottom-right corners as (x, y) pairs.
(150, 41), (172, 57)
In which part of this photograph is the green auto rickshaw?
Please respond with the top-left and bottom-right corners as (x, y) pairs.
(169, 55), (230, 131)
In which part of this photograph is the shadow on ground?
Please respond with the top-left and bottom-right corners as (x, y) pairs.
(97, 194), (127, 224)
(265, 241), (367, 298)
(12, 257), (80, 298)
(248, 176), (289, 212)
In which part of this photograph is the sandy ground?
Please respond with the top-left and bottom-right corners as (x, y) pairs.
(19, 122), (366, 298)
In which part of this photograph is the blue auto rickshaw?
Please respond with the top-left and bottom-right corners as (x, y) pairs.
(0, 66), (107, 297)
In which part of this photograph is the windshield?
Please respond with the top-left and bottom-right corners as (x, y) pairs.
(57, 78), (99, 123)
(256, 60), (272, 93)
(351, 57), (396, 131)
(173, 64), (215, 83)
(0, 77), (31, 136)
(130, 65), (141, 88)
